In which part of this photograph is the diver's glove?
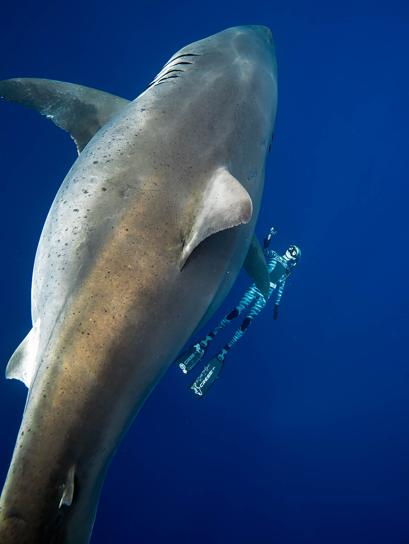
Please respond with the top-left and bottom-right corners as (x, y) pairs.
(263, 226), (278, 250)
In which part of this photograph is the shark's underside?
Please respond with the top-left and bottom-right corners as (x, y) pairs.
(0, 25), (277, 543)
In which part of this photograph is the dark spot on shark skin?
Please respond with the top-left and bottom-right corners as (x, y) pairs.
(3, 511), (27, 535)
(101, 187), (107, 191)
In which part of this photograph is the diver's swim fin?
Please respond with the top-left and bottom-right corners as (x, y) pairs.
(176, 344), (205, 374)
(190, 356), (223, 397)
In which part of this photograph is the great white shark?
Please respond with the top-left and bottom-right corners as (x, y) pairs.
(0, 25), (277, 543)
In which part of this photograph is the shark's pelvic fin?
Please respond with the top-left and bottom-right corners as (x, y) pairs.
(59, 465), (76, 509)
(0, 78), (130, 154)
(6, 320), (41, 388)
(243, 235), (270, 299)
(180, 167), (253, 268)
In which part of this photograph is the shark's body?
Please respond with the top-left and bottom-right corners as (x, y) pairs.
(0, 26), (277, 543)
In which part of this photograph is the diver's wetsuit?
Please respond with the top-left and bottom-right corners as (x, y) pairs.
(175, 227), (301, 396)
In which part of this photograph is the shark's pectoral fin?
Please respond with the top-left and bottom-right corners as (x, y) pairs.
(0, 78), (130, 153)
(243, 235), (270, 299)
(6, 320), (41, 388)
(180, 167), (253, 268)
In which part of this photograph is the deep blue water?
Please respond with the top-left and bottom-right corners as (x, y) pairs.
(1, 1), (409, 543)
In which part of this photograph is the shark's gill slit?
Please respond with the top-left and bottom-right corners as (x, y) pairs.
(163, 53), (200, 67)
(158, 75), (180, 82)
(161, 69), (185, 76)
(150, 60), (195, 88)
(149, 76), (181, 89)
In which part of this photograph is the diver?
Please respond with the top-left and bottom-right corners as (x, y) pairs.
(174, 226), (301, 397)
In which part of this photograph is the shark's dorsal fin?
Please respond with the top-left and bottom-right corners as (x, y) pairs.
(6, 320), (41, 388)
(181, 167), (253, 268)
(0, 78), (130, 154)
(243, 235), (270, 299)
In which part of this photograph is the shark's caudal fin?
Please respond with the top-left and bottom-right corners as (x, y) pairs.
(180, 167), (253, 268)
(0, 78), (130, 153)
(243, 235), (270, 299)
(6, 320), (41, 388)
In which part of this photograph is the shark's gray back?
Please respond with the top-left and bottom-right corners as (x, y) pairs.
(0, 26), (278, 544)
(31, 26), (277, 358)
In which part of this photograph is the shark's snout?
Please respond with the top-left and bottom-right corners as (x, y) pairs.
(227, 25), (275, 57)
(254, 25), (273, 42)
(238, 24), (273, 43)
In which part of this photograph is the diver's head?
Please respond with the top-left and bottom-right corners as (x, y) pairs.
(284, 245), (301, 266)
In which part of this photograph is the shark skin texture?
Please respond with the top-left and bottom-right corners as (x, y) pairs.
(0, 25), (277, 543)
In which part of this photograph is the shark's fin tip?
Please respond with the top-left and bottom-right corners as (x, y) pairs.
(59, 465), (76, 509)
(0, 78), (130, 153)
(243, 235), (270, 298)
(180, 167), (253, 268)
(6, 320), (41, 389)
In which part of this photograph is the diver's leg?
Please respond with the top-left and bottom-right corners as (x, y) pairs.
(273, 279), (286, 320)
(222, 294), (267, 357)
(190, 295), (267, 396)
(175, 284), (259, 373)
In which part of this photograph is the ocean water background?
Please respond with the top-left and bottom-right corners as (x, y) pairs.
(0, 1), (408, 543)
